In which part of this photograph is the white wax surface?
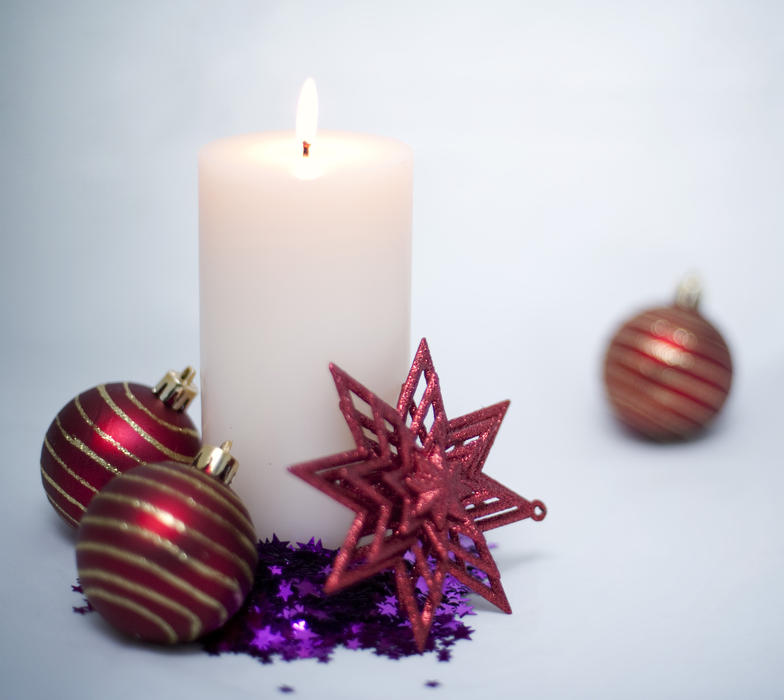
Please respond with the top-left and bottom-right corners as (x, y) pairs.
(199, 130), (413, 545)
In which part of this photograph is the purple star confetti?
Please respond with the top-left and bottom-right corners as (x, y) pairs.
(73, 536), (480, 664)
(278, 580), (295, 602)
(71, 582), (93, 615)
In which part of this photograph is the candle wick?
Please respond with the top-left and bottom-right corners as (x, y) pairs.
(302, 141), (310, 157)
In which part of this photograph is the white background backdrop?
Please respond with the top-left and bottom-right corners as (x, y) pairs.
(1, 1), (783, 698)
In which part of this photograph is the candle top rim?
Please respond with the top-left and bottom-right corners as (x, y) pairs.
(201, 130), (411, 156)
(199, 130), (412, 178)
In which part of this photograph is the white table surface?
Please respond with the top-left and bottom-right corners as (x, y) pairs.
(2, 2), (782, 698)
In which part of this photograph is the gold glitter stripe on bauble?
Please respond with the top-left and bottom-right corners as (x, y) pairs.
(46, 493), (80, 526)
(40, 467), (87, 511)
(76, 541), (228, 622)
(123, 383), (200, 437)
(97, 492), (253, 584)
(119, 472), (257, 560)
(82, 586), (178, 643)
(97, 385), (192, 463)
(142, 461), (255, 537)
(605, 362), (713, 424)
(79, 567), (202, 640)
(44, 435), (100, 491)
(54, 416), (122, 476)
(605, 345), (725, 409)
(605, 377), (694, 438)
(74, 395), (145, 464)
(81, 515), (243, 603)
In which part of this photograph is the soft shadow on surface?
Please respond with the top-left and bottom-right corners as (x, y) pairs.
(77, 610), (206, 658)
(467, 550), (551, 614)
(48, 506), (79, 544)
(469, 597), (515, 614)
(602, 409), (724, 450)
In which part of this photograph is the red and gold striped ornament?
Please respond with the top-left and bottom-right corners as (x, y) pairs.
(76, 441), (258, 644)
(41, 368), (202, 527)
(603, 279), (733, 440)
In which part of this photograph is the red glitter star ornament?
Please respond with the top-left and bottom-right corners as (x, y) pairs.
(289, 338), (546, 650)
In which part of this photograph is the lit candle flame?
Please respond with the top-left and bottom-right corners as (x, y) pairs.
(296, 77), (318, 157)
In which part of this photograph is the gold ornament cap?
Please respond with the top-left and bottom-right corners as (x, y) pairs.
(193, 440), (239, 485)
(153, 367), (198, 411)
(674, 274), (702, 311)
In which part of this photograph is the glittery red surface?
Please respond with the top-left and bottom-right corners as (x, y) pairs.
(289, 338), (546, 650)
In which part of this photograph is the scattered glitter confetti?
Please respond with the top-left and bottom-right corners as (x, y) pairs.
(71, 582), (92, 615)
(201, 537), (476, 662)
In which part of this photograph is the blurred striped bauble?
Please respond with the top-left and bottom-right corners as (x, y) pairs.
(603, 279), (733, 441)
(41, 368), (201, 527)
(76, 441), (257, 644)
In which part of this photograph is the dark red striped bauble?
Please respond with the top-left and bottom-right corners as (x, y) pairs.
(603, 302), (732, 441)
(76, 443), (257, 644)
(41, 368), (201, 527)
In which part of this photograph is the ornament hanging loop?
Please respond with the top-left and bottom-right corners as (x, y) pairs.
(194, 440), (239, 485)
(531, 500), (547, 521)
(153, 367), (198, 411)
(674, 274), (702, 311)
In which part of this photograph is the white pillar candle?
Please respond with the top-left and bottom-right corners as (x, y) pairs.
(199, 82), (412, 545)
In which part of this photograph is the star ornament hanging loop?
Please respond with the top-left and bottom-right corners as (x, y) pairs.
(289, 338), (546, 650)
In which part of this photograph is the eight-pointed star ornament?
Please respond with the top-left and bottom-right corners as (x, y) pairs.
(289, 338), (546, 650)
